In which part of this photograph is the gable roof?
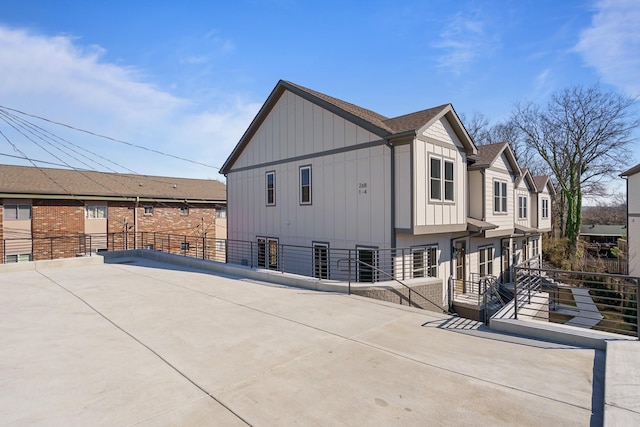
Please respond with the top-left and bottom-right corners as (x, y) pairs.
(468, 142), (521, 176)
(0, 164), (226, 203)
(221, 80), (477, 174)
(621, 163), (640, 177)
(532, 175), (557, 196)
(515, 168), (537, 192)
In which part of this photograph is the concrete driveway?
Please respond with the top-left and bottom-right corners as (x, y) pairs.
(0, 257), (603, 426)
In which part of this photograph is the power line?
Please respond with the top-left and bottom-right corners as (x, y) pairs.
(0, 106), (224, 223)
(0, 105), (221, 170)
(0, 109), (131, 174)
(0, 152), (78, 168)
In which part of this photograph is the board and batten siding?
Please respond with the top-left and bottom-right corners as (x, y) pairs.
(394, 144), (411, 229)
(468, 169), (484, 220)
(413, 118), (467, 230)
(226, 90), (392, 249)
(627, 171), (640, 276)
(537, 186), (552, 232)
(514, 180), (531, 229)
(232, 91), (376, 169)
(484, 167), (514, 237)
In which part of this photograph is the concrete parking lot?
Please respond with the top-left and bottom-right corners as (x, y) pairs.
(1, 256), (604, 426)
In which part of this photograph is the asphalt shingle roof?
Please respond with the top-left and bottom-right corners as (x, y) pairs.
(474, 142), (508, 168)
(221, 80), (476, 174)
(0, 164), (226, 201)
(382, 105), (450, 134)
(284, 81), (395, 134)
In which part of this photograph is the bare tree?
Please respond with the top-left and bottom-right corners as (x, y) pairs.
(460, 111), (490, 145)
(511, 84), (638, 249)
(489, 119), (548, 176)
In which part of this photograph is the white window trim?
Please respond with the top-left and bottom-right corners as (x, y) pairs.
(266, 171), (276, 206)
(429, 156), (455, 203)
(479, 245), (494, 278)
(85, 205), (108, 219)
(429, 156), (442, 201)
(493, 180), (508, 213)
(518, 195), (528, 219)
(532, 238), (540, 256)
(299, 165), (312, 205)
(444, 159), (455, 202)
(541, 198), (549, 219)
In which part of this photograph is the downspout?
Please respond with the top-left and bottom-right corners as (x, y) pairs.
(134, 196), (139, 249)
(388, 140), (396, 249)
(480, 170), (486, 221)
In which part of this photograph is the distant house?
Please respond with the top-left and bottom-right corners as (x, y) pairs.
(621, 163), (640, 275)
(220, 80), (552, 313)
(579, 224), (626, 261)
(0, 164), (226, 263)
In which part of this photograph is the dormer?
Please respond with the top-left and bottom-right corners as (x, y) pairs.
(532, 175), (556, 232)
(467, 142), (521, 238)
(514, 169), (537, 235)
(390, 105), (477, 235)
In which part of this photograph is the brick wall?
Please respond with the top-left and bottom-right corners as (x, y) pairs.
(0, 198), (221, 262)
(32, 200), (85, 260)
(0, 204), (3, 261)
(106, 202), (218, 255)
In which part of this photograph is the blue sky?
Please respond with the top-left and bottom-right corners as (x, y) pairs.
(0, 0), (638, 193)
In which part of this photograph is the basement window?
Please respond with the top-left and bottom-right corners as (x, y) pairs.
(144, 206), (154, 215)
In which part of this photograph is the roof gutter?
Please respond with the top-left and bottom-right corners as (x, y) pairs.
(0, 193), (225, 204)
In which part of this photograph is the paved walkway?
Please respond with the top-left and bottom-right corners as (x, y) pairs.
(565, 287), (604, 328)
(0, 257), (604, 426)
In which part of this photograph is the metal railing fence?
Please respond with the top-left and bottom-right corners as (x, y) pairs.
(2, 232), (444, 284)
(514, 256), (639, 338)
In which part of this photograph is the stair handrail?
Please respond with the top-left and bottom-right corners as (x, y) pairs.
(336, 257), (452, 315)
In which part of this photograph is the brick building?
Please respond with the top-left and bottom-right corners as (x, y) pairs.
(0, 164), (226, 263)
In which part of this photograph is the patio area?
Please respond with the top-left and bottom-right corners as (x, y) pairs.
(0, 256), (606, 426)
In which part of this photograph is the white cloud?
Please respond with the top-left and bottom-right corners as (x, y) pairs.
(575, 0), (640, 96)
(432, 12), (498, 75)
(0, 26), (258, 179)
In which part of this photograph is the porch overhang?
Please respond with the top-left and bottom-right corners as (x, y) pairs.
(514, 225), (539, 236)
(467, 217), (499, 233)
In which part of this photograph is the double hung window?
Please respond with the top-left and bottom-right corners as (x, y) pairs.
(430, 158), (455, 202)
(541, 199), (549, 218)
(266, 171), (276, 206)
(518, 196), (528, 219)
(479, 246), (494, 277)
(300, 166), (311, 205)
(494, 181), (508, 213)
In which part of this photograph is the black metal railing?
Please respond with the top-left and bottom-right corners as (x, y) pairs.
(514, 256), (639, 338)
(3, 233), (442, 284)
(2, 235), (95, 262)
